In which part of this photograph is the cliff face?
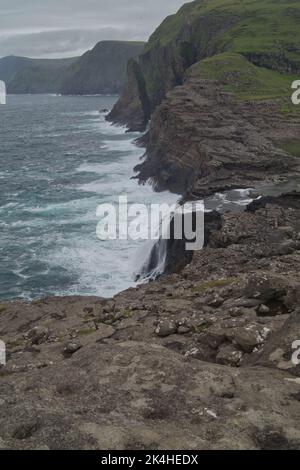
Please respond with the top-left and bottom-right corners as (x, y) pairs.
(108, 2), (300, 196)
(0, 56), (32, 84)
(0, 56), (78, 94)
(8, 63), (74, 94)
(60, 41), (144, 96)
(1, 1), (300, 449)
(134, 55), (300, 196)
(108, 6), (238, 130)
(0, 41), (145, 95)
(107, 59), (150, 131)
(108, 0), (300, 131)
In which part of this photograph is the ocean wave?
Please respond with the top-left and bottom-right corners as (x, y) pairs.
(102, 139), (140, 152)
(0, 95), (175, 300)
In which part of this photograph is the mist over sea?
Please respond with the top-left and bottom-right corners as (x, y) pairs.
(0, 94), (179, 300)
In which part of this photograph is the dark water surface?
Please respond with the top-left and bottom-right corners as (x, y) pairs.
(0, 94), (178, 300)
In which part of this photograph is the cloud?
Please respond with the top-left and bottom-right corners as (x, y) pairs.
(0, 0), (190, 58)
(0, 28), (145, 58)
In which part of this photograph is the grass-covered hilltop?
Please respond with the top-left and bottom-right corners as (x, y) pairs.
(108, 0), (300, 131)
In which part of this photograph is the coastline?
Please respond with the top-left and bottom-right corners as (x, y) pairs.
(1, 88), (300, 447)
(1, 187), (300, 448)
(1, 0), (300, 453)
(2, 57), (300, 452)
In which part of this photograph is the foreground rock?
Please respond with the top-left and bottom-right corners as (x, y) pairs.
(1, 194), (300, 449)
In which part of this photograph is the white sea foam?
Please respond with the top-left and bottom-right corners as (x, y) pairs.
(102, 139), (140, 152)
(1, 95), (256, 301)
(76, 161), (125, 175)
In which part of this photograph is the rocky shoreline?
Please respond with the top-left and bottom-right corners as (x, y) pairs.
(2, 2), (300, 446)
(1, 0), (300, 453)
(1, 192), (300, 449)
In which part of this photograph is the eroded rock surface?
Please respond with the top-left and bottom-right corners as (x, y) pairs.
(1, 194), (300, 449)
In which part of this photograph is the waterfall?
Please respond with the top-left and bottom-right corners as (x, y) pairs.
(135, 189), (256, 282)
(137, 237), (169, 281)
(134, 208), (172, 281)
(135, 201), (204, 281)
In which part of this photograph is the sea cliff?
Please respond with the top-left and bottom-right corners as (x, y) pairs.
(108, 0), (300, 197)
(60, 41), (145, 96)
(1, 0), (300, 450)
(0, 41), (144, 95)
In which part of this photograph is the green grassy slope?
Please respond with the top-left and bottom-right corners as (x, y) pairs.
(191, 52), (300, 158)
(279, 141), (300, 158)
(190, 52), (298, 101)
(139, 0), (300, 109)
(148, 0), (300, 67)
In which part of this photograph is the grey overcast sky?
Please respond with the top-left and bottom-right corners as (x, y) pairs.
(0, 0), (191, 58)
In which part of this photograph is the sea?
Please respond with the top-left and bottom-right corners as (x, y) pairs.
(0, 94), (259, 301)
(0, 94), (180, 300)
